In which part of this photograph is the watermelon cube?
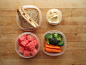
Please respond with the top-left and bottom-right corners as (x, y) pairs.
(27, 35), (35, 42)
(19, 46), (24, 53)
(31, 35), (36, 40)
(24, 50), (30, 57)
(18, 39), (22, 46)
(33, 40), (39, 46)
(26, 42), (35, 50)
(18, 34), (27, 42)
(24, 47), (31, 50)
(31, 48), (38, 56)
(21, 39), (28, 47)
(24, 47), (28, 50)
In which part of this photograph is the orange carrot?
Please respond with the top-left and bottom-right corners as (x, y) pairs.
(44, 47), (46, 50)
(44, 41), (47, 43)
(44, 42), (47, 46)
(44, 41), (61, 53)
(45, 48), (61, 53)
(44, 42), (61, 50)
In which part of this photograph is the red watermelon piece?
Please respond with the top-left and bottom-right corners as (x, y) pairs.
(27, 35), (35, 42)
(19, 46), (24, 53)
(24, 47), (31, 51)
(18, 34), (27, 42)
(26, 42), (35, 50)
(18, 34), (39, 57)
(24, 50), (30, 57)
(18, 34), (27, 46)
(31, 48), (38, 56)
(31, 35), (36, 40)
(21, 39), (28, 47)
(18, 39), (22, 46)
(24, 47), (28, 50)
(33, 40), (39, 46)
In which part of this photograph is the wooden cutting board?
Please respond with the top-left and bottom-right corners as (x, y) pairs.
(0, 0), (86, 65)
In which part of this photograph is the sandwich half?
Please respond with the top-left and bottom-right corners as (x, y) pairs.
(17, 7), (39, 29)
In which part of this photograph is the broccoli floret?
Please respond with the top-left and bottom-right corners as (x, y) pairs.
(45, 33), (63, 45)
(58, 41), (64, 46)
(45, 33), (50, 38)
(54, 38), (60, 45)
(49, 34), (53, 39)
(49, 38), (54, 45)
(52, 33), (58, 38)
(55, 34), (63, 41)
(45, 33), (53, 39)
(49, 38), (60, 46)
(58, 34), (63, 38)
(56, 37), (62, 41)
(46, 38), (49, 44)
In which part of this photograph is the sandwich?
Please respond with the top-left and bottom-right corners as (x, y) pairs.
(17, 7), (39, 29)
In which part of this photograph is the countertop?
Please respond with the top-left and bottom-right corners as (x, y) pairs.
(0, 0), (86, 65)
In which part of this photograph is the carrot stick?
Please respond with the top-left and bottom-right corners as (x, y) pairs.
(44, 43), (61, 50)
(45, 48), (61, 53)
(44, 47), (46, 50)
(44, 42), (47, 46)
(44, 41), (47, 43)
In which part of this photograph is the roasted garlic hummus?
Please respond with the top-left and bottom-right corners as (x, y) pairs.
(48, 11), (60, 23)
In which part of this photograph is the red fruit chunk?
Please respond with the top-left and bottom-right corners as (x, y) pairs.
(31, 48), (38, 56)
(27, 35), (35, 42)
(24, 47), (28, 50)
(26, 42), (35, 50)
(18, 34), (27, 46)
(19, 46), (24, 53)
(24, 47), (31, 50)
(24, 50), (30, 57)
(33, 40), (39, 46)
(31, 35), (36, 40)
(18, 34), (27, 42)
(21, 39), (28, 47)
(18, 39), (22, 46)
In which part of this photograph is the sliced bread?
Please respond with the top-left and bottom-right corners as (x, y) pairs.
(17, 8), (39, 29)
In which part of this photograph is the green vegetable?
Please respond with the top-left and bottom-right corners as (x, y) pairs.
(58, 34), (63, 38)
(55, 34), (63, 41)
(52, 33), (58, 38)
(46, 38), (49, 44)
(45, 33), (64, 46)
(45, 33), (53, 39)
(49, 38), (60, 46)
(56, 38), (62, 41)
(58, 41), (64, 46)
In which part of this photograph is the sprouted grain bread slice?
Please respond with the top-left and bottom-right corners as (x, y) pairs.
(17, 7), (38, 28)
(17, 9), (34, 29)
(24, 8), (39, 24)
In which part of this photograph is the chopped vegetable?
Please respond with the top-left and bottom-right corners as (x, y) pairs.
(44, 33), (64, 53)
(52, 33), (58, 38)
(45, 33), (53, 39)
(56, 34), (63, 41)
(45, 43), (61, 49)
(58, 41), (64, 46)
(45, 48), (61, 53)
(49, 38), (60, 46)
(56, 37), (62, 41)
(44, 41), (61, 53)
(44, 41), (47, 43)
(58, 34), (63, 38)
(44, 47), (46, 50)
(46, 38), (49, 44)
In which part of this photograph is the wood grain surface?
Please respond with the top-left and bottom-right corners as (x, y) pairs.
(0, 0), (86, 65)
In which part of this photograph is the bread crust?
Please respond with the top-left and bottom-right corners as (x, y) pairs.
(17, 7), (39, 29)
(24, 8), (39, 24)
